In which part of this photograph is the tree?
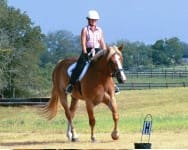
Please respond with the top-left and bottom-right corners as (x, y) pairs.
(41, 30), (81, 65)
(151, 39), (167, 65)
(0, 21), (11, 96)
(0, 0), (7, 9)
(165, 37), (183, 64)
(0, 48), (11, 94)
(0, 3), (45, 97)
(152, 37), (183, 65)
(181, 41), (188, 57)
(116, 40), (152, 70)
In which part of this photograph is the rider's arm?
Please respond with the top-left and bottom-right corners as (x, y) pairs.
(81, 28), (87, 54)
(100, 30), (106, 50)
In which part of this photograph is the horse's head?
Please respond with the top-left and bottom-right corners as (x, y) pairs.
(107, 45), (126, 84)
(91, 45), (126, 84)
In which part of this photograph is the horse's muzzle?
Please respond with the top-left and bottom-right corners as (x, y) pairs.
(116, 69), (126, 84)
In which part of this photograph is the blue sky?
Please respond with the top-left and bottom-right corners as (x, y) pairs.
(8, 0), (188, 44)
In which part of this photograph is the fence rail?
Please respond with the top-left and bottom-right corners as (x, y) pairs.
(126, 71), (188, 78)
(118, 82), (188, 90)
(0, 82), (187, 106)
(0, 98), (49, 106)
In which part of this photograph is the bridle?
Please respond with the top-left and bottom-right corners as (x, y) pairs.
(90, 46), (126, 83)
(110, 51), (126, 83)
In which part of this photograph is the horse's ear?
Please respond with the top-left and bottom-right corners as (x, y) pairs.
(118, 44), (124, 51)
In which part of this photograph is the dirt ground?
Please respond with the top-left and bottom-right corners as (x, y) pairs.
(0, 131), (188, 149)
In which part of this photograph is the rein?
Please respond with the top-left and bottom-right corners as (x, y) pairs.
(90, 49), (107, 61)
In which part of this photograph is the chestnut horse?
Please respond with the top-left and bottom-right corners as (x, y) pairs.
(42, 45), (126, 142)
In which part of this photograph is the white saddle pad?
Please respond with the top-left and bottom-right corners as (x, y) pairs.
(67, 61), (90, 81)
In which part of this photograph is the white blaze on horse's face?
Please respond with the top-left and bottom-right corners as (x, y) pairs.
(114, 53), (127, 82)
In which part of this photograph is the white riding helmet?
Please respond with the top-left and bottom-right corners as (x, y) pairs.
(87, 10), (100, 20)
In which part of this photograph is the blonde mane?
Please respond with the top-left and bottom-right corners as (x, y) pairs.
(107, 45), (121, 60)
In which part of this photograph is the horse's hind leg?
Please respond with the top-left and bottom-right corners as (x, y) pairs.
(59, 94), (77, 141)
(67, 96), (79, 141)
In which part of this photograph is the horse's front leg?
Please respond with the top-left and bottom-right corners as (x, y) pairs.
(86, 102), (96, 142)
(110, 97), (120, 140)
(103, 94), (120, 140)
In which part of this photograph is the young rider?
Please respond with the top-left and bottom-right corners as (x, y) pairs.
(65, 10), (120, 94)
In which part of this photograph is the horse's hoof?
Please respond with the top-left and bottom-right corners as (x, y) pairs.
(111, 130), (119, 140)
(72, 137), (79, 142)
(91, 137), (96, 143)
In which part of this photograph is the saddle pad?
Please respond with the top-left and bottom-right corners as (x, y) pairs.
(67, 61), (90, 81)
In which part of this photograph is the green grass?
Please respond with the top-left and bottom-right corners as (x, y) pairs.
(0, 87), (188, 134)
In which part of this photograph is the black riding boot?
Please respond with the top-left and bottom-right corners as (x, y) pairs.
(65, 53), (88, 94)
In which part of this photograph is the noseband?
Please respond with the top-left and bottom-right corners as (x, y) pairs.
(111, 68), (125, 77)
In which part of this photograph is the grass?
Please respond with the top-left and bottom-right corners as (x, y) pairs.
(0, 87), (188, 149)
(0, 87), (188, 134)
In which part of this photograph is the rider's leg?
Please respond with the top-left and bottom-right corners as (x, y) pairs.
(65, 53), (88, 94)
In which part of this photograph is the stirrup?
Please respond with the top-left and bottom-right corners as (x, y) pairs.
(65, 84), (73, 94)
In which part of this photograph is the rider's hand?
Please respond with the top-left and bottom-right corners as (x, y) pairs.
(83, 53), (89, 61)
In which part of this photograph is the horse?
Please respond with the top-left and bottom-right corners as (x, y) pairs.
(42, 45), (126, 142)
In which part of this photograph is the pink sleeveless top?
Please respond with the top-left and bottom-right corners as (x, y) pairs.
(84, 25), (102, 48)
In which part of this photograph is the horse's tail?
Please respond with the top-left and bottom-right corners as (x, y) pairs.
(41, 67), (60, 120)
(40, 59), (70, 120)
(41, 85), (59, 120)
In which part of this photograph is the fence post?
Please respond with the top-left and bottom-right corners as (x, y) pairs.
(132, 82), (134, 89)
(165, 70), (167, 79)
(183, 82), (185, 88)
(166, 82), (168, 88)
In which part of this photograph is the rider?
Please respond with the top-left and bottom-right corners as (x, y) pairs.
(65, 10), (120, 94)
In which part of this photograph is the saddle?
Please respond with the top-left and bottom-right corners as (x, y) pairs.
(67, 61), (90, 81)
(67, 61), (90, 95)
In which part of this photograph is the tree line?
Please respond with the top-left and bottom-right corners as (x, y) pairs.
(0, 0), (188, 97)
